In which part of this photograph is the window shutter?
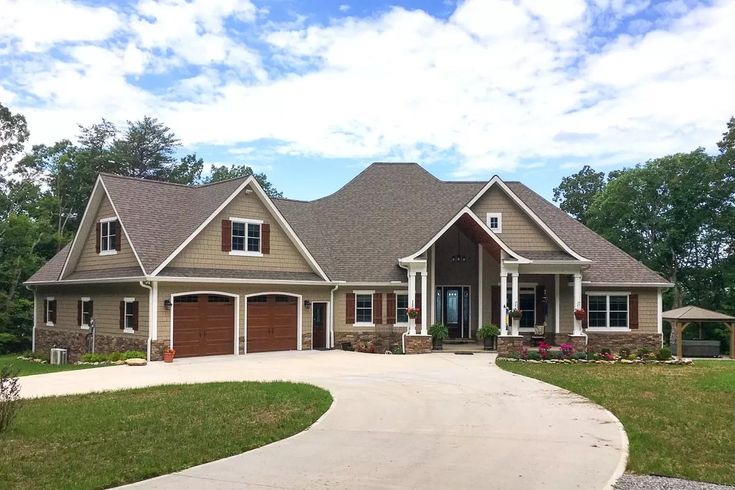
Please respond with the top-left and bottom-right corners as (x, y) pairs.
(415, 293), (422, 324)
(95, 222), (101, 254)
(491, 286), (500, 326)
(346, 293), (355, 324)
(50, 301), (57, 324)
(119, 301), (125, 329)
(89, 300), (94, 319)
(261, 223), (270, 254)
(113, 221), (121, 252)
(221, 219), (232, 252)
(77, 300), (82, 326)
(373, 293), (382, 324)
(386, 293), (396, 324)
(133, 301), (139, 330)
(629, 294), (639, 329)
(536, 285), (546, 325)
(43, 299), (48, 323)
(581, 294), (588, 329)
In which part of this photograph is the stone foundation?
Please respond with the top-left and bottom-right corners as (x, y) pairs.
(335, 330), (402, 353)
(497, 335), (525, 357)
(35, 327), (147, 362)
(302, 331), (312, 350)
(150, 339), (169, 361)
(567, 335), (587, 353)
(586, 332), (663, 353)
(405, 335), (432, 354)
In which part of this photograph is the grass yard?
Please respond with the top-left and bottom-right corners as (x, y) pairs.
(498, 360), (735, 486)
(0, 353), (101, 376)
(0, 381), (332, 489)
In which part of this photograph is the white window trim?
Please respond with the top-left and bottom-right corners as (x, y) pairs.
(394, 290), (409, 326)
(354, 290), (375, 327)
(229, 217), (264, 257)
(80, 297), (91, 329)
(587, 293), (629, 330)
(505, 285), (536, 332)
(123, 297), (135, 333)
(486, 212), (502, 233)
(45, 296), (55, 326)
(99, 217), (118, 255)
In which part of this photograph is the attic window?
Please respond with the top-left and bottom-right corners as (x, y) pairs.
(100, 218), (118, 255)
(486, 212), (502, 233)
(230, 218), (263, 256)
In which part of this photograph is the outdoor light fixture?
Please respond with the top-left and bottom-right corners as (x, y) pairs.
(304, 300), (312, 309)
(164, 299), (172, 310)
(451, 228), (467, 263)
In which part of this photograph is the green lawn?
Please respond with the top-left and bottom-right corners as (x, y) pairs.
(0, 353), (100, 376)
(498, 360), (735, 486)
(0, 382), (332, 489)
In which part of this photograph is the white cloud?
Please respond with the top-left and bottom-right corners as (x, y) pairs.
(339, 4), (350, 12)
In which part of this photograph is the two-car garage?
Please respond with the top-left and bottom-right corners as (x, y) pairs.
(172, 293), (299, 358)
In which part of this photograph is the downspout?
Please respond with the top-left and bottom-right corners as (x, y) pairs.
(330, 284), (340, 349)
(26, 285), (36, 352)
(139, 280), (153, 362)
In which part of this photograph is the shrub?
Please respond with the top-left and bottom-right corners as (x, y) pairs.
(600, 348), (612, 355)
(429, 323), (449, 341)
(476, 324), (500, 340)
(0, 364), (21, 433)
(619, 348), (631, 358)
(656, 347), (672, 361)
(81, 353), (108, 363)
(527, 351), (542, 361)
(0, 333), (22, 355)
(123, 351), (146, 360)
(636, 347), (651, 358)
(21, 350), (50, 363)
(560, 343), (575, 358)
(552, 350), (565, 360)
(573, 352), (588, 360)
(627, 354), (637, 361)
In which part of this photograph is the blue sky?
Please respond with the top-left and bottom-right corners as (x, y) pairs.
(1, 0), (733, 201)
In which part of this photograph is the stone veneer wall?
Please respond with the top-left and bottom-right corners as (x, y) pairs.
(405, 335), (432, 354)
(35, 327), (147, 362)
(586, 332), (662, 352)
(497, 336), (525, 357)
(334, 331), (402, 353)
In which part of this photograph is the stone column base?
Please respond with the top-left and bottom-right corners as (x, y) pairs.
(405, 335), (432, 354)
(497, 335), (525, 357)
(567, 335), (588, 353)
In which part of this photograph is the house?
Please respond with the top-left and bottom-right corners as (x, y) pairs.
(25, 163), (672, 360)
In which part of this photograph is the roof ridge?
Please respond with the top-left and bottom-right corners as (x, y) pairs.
(99, 172), (249, 189)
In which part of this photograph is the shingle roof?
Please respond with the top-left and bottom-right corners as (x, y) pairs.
(662, 306), (735, 322)
(159, 267), (323, 282)
(25, 244), (71, 283)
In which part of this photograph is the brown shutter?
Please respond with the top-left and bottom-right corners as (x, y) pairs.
(89, 300), (93, 319)
(132, 301), (139, 330)
(415, 293), (422, 324)
(95, 222), (101, 254)
(119, 301), (125, 329)
(50, 301), (57, 323)
(373, 293), (382, 324)
(77, 300), (82, 326)
(629, 294), (639, 329)
(491, 286), (500, 326)
(386, 293), (396, 324)
(536, 285), (546, 325)
(221, 219), (232, 252)
(581, 294), (588, 329)
(261, 223), (270, 254)
(43, 299), (48, 324)
(346, 293), (355, 324)
(113, 221), (121, 251)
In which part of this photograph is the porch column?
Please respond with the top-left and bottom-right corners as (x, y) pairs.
(573, 272), (582, 335)
(499, 272), (508, 335)
(408, 270), (417, 334)
(420, 271), (428, 335)
(477, 243), (483, 333)
(511, 272), (520, 336)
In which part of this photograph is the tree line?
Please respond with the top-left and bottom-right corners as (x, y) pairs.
(0, 103), (281, 352)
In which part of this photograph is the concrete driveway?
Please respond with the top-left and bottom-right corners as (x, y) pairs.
(19, 351), (627, 489)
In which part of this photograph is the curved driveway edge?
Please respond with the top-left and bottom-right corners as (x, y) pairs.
(19, 351), (627, 489)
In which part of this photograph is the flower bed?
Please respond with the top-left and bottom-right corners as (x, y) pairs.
(498, 345), (692, 365)
(497, 357), (693, 365)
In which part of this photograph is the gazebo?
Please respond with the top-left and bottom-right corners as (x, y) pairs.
(662, 306), (735, 359)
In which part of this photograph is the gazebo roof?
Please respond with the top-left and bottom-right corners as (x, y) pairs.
(662, 305), (735, 322)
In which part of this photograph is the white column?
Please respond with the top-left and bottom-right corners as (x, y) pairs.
(573, 272), (582, 335)
(499, 272), (508, 335)
(430, 244), (436, 327)
(408, 271), (417, 334)
(554, 274), (560, 334)
(421, 271), (428, 335)
(511, 272), (520, 336)
(477, 243), (483, 334)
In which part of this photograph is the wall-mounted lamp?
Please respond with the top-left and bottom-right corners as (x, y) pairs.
(304, 300), (311, 309)
(164, 299), (172, 310)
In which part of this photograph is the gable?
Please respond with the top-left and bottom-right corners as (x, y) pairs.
(167, 183), (314, 273)
(73, 195), (142, 273)
(470, 186), (560, 252)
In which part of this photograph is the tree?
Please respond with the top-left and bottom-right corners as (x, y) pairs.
(205, 164), (284, 198)
(0, 102), (29, 171)
(552, 165), (606, 224)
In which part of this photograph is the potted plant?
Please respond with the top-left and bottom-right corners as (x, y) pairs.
(476, 324), (500, 350)
(510, 308), (523, 320)
(428, 323), (449, 350)
(406, 306), (420, 319)
(574, 307), (586, 321)
(163, 347), (175, 363)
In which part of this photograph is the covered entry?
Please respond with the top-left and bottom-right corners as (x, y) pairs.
(172, 293), (236, 357)
(247, 294), (299, 353)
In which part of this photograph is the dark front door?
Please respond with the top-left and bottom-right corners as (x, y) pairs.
(443, 287), (462, 338)
(312, 303), (327, 349)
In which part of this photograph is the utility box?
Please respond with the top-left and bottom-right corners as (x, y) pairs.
(50, 348), (68, 365)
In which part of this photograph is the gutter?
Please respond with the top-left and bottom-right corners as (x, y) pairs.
(139, 281), (153, 362)
(330, 283), (343, 349)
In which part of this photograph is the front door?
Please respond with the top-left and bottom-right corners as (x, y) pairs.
(312, 303), (327, 349)
(444, 287), (462, 338)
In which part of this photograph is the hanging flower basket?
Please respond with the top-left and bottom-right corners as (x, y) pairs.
(510, 308), (523, 320)
(406, 307), (420, 319)
(574, 308), (586, 321)
(163, 348), (175, 363)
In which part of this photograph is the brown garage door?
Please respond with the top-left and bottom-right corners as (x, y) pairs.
(173, 294), (235, 357)
(247, 295), (298, 353)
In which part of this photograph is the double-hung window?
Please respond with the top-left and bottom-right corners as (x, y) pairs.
(100, 218), (118, 254)
(231, 218), (262, 255)
(587, 294), (628, 329)
(355, 293), (373, 325)
(486, 212), (502, 233)
(395, 292), (408, 324)
(45, 297), (57, 326)
(123, 298), (137, 332)
(80, 297), (93, 329)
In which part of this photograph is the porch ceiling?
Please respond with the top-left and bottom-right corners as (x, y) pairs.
(456, 214), (503, 262)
